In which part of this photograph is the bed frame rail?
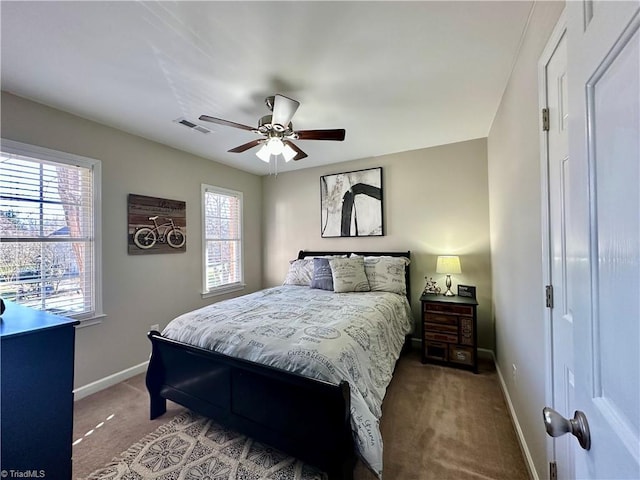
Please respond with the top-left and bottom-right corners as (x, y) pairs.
(146, 330), (356, 479)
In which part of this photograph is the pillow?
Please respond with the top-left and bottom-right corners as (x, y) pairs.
(283, 259), (314, 286)
(329, 257), (371, 293)
(358, 255), (410, 295)
(310, 258), (334, 291)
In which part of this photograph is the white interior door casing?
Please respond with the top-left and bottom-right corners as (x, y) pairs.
(567, 1), (640, 478)
(544, 25), (576, 479)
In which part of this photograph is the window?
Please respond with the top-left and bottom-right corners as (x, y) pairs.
(0, 140), (102, 321)
(202, 184), (243, 296)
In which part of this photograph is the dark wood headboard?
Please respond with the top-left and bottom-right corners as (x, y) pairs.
(297, 250), (412, 302)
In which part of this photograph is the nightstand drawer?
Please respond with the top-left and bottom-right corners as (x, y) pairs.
(449, 345), (474, 366)
(424, 322), (458, 334)
(424, 312), (458, 325)
(459, 317), (474, 345)
(424, 341), (448, 361)
(425, 331), (458, 343)
(425, 303), (474, 316)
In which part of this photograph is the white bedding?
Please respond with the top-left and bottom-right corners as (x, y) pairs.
(162, 285), (413, 477)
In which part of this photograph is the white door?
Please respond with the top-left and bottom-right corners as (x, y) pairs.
(564, 1), (640, 478)
(542, 18), (575, 479)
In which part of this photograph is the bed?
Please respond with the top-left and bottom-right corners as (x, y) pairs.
(146, 250), (413, 480)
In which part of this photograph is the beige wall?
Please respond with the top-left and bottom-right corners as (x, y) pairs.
(262, 138), (494, 350)
(487, 2), (564, 479)
(1, 92), (263, 388)
(2, 92), (493, 380)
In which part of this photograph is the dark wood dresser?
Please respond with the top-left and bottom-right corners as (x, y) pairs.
(420, 293), (478, 373)
(1, 301), (79, 479)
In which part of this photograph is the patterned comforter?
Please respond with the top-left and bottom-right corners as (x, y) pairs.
(162, 285), (414, 477)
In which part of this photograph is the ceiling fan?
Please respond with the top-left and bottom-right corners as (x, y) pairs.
(199, 94), (345, 163)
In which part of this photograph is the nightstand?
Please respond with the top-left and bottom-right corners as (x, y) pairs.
(420, 293), (478, 373)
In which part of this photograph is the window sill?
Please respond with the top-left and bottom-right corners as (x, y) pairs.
(201, 284), (246, 299)
(75, 312), (107, 329)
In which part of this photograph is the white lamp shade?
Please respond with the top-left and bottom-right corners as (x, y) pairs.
(436, 256), (461, 274)
(267, 137), (284, 155)
(282, 143), (296, 162)
(256, 143), (271, 163)
(257, 138), (294, 163)
(256, 144), (271, 163)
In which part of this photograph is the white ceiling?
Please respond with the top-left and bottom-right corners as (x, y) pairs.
(1, 1), (533, 176)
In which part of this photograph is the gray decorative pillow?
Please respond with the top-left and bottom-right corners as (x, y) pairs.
(360, 256), (410, 295)
(283, 259), (314, 286)
(329, 257), (371, 293)
(310, 258), (334, 291)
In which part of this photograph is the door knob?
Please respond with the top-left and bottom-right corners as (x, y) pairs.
(542, 407), (591, 450)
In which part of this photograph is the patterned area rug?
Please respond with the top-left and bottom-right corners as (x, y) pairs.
(85, 410), (327, 480)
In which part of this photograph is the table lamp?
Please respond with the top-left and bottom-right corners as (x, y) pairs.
(436, 255), (461, 296)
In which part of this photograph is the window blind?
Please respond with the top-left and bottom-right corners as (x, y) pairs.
(0, 142), (100, 319)
(203, 185), (243, 293)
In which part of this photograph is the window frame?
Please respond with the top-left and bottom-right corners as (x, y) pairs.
(201, 183), (245, 298)
(0, 139), (103, 324)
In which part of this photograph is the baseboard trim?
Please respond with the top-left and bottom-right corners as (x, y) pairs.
(492, 351), (539, 480)
(73, 360), (149, 401)
(477, 347), (494, 360)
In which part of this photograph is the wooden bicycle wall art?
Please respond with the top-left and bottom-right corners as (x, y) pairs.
(128, 194), (186, 255)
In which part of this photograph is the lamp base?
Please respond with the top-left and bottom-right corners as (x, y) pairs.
(443, 274), (455, 296)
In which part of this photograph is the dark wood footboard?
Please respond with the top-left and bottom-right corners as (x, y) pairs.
(146, 331), (356, 480)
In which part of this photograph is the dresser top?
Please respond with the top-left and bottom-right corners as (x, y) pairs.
(0, 300), (79, 338)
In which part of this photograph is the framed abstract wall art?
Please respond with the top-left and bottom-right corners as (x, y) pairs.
(320, 167), (383, 237)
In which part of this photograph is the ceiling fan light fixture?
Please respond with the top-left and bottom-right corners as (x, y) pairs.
(256, 144), (271, 163)
(199, 93), (344, 167)
(282, 143), (296, 162)
(266, 137), (284, 155)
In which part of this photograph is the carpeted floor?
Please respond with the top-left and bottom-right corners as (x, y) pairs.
(73, 350), (530, 480)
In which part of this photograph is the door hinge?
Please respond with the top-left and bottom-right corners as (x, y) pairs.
(542, 108), (550, 131)
(546, 285), (554, 308)
(550, 461), (558, 480)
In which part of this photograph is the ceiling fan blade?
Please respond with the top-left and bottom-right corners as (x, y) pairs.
(228, 139), (263, 153)
(199, 115), (255, 132)
(295, 129), (346, 141)
(271, 94), (300, 129)
(283, 140), (308, 161)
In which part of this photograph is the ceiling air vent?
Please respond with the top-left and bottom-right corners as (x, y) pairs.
(174, 117), (211, 134)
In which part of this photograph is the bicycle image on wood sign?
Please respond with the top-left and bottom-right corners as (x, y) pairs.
(133, 215), (185, 249)
(128, 194), (186, 255)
